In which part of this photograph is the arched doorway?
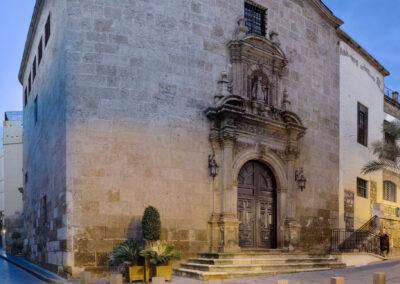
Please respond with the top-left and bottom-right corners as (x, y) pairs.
(238, 160), (277, 249)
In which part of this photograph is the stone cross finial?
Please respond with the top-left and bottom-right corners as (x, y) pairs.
(234, 18), (248, 40)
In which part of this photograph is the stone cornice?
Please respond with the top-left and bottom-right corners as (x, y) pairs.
(310, 0), (343, 28)
(337, 29), (390, 77)
(18, 0), (45, 84)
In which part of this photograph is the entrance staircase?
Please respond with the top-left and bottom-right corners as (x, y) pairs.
(174, 250), (346, 280)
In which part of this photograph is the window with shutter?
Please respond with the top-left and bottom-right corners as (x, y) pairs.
(383, 181), (396, 202)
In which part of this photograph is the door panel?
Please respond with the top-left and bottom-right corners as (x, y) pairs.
(238, 161), (277, 249)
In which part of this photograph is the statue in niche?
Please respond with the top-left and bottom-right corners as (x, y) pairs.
(251, 76), (268, 103)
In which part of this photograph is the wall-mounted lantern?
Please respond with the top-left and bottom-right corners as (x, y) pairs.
(208, 154), (219, 178)
(295, 168), (307, 191)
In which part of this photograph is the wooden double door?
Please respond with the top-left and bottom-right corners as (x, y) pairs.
(238, 160), (277, 249)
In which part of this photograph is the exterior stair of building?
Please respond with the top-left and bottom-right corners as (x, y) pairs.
(331, 215), (381, 255)
(174, 250), (346, 280)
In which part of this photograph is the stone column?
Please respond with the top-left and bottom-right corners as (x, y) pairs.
(218, 136), (240, 253)
(283, 129), (301, 251)
(277, 187), (287, 249)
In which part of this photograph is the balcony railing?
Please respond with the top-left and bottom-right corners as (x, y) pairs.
(385, 86), (400, 105)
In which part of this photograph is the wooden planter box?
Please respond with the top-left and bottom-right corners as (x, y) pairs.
(129, 265), (150, 282)
(155, 263), (172, 281)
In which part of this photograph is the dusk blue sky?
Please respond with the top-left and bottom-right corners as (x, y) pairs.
(0, 1), (399, 139)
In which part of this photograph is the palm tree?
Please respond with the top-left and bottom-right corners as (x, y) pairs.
(362, 121), (400, 174)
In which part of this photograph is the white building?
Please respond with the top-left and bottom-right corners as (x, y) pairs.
(338, 30), (388, 230)
(339, 30), (400, 255)
(2, 111), (24, 246)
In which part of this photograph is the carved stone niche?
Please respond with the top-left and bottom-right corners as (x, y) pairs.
(229, 32), (288, 111)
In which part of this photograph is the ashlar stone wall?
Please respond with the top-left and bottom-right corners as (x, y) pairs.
(64, 0), (340, 273)
(21, 0), (71, 276)
(23, 0), (341, 276)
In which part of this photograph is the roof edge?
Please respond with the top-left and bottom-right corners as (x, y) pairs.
(337, 29), (390, 77)
(310, 0), (344, 28)
(18, 0), (45, 84)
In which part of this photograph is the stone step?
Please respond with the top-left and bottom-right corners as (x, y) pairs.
(174, 267), (332, 281)
(181, 261), (345, 272)
(189, 257), (338, 265)
(199, 252), (336, 259)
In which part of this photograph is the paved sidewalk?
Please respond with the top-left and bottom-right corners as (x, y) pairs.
(0, 255), (46, 284)
(0, 249), (68, 283)
(170, 259), (400, 284)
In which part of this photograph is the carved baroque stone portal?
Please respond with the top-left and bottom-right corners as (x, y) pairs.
(206, 25), (306, 252)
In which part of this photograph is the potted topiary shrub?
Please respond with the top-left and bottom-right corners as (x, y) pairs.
(140, 241), (180, 281)
(141, 206), (161, 280)
(142, 206), (161, 245)
(109, 239), (149, 282)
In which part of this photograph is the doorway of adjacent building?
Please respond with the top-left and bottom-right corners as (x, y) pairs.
(238, 160), (277, 249)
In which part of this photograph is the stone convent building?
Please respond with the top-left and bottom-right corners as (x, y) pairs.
(18, 0), (397, 279)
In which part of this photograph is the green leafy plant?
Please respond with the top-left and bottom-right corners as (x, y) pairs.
(362, 121), (400, 174)
(140, 241), (180, 265)
(142, 206), (161, 242)
(109, 239), (143, 265)
(109, 239), (144, 280)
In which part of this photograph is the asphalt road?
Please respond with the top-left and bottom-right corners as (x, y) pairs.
(0, 257), (45, 284)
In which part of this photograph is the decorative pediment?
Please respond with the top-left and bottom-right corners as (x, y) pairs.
(229, 35), (287, 67)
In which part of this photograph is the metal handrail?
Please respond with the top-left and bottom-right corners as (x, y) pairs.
(358, 215), (378, 232)
(331, 229), (381, 255)
(331, 215), (380, 255)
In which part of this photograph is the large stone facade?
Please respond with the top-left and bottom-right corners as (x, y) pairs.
(20, 0), (343, 277)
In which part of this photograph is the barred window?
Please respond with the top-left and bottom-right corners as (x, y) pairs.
(383, 181), (396, 202)
(244, 2), (266, 36)
(357, 177), (368, 198)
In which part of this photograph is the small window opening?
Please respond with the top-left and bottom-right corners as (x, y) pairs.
(45, 13), (51, 46)
(357, 177), (368, 198)
(32, 56), (37, 81)
(38, 37), (43, 64)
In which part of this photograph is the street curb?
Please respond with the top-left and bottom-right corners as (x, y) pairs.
(0, 251), (69, 284)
